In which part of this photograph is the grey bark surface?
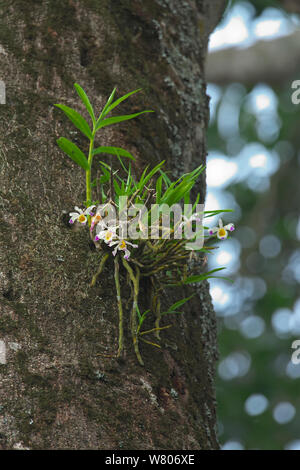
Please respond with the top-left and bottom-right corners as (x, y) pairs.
(0, 0), (226, 450)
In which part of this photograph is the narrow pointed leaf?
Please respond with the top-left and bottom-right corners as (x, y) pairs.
(156, 174), (163, 204)
(56, 137), (89, 171)
(55, 104), (93, 139)
(192, 193), (200, 212)
(163, 294), (195, 314)
(99, 165), (110, 183)
(183, 267), (226, 284)
(74, 83), (96, 125)
(95, 110), (154, 131)
(92, 146), (135, 160)
(184, 189), (190, 206)
(136, 304), (142, 321)
(119, 156), (131, 176)
(162, 310), (183, 315)
(104, 88), (142, 117)
(138, 165), (150, 188)
(204, 209), (233, 218)
(137, 160), (165, 190)
(159, 168), (172, 187)
(96, 87), (117, 126)
(113, 179), (121, 196)
(125, 164), (132, 192)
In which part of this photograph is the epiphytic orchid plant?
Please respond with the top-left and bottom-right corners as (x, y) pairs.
(55, 84), (235, 365)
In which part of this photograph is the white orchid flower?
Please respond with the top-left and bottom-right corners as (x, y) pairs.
(90, 212), (107, 232)
(208, 218), (235, 240)
(94, 226), (118, 244)
(178, 213), (201, 230)
(110, 239), (138, 260)
(69, 205), (95, 225)
(90, 203), (111, 231)
(173, 213), (201, 238)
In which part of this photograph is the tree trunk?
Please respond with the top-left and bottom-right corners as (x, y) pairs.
(0, 0), (226, 450)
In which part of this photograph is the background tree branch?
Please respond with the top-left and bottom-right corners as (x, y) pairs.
(206, 30), (300, 86)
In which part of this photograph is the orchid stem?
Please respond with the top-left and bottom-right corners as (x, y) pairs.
(122, 258), (143, 365)
(114, 256), (124, 358)
(86, 129), (96, 225)
(90, 253), (109, 287)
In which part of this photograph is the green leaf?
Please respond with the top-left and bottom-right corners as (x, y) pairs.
(95, 110), (154, 132)
(192, 193), (200, 212)
(125, 164), (133, 193)
(99, 172), (110, 184)
(162, 179), (194, 207)
(54, 104), (93, 139)
(138, 165), (150, 187)
(99, 161), (124, 183)
(104, 88), (142, 117)
(113, 179), (121, 196)
(118, 155), (132, 177)
(204, 209), (233, 218)
(56, 137), (89, 171)
(183, 267), (226, 284)
(156, 174), (163, 204)
(137, 160), (165, 190)
(92, 146), (135, 160)
(162, 294), (195, 315)
(159, 168), (172, 187)
(184, 189), (190, 206)
(74, 83), (96, 125)
(136, 304), (142, 321)
(158, 165), (204, 207)
(136, 308), (150, 334)
(96, 88), (117, 126)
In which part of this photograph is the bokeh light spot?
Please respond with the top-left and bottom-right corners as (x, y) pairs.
(245, 394), (269, 416)
(273, 402), (296, 424)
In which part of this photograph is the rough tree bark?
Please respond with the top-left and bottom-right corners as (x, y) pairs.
(0, 0), (227, 450)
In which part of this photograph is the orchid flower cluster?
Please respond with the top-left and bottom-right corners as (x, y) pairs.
(93, 216), (138, 261)
(56, 83), (235, 365)
(70, 204), (138, 260)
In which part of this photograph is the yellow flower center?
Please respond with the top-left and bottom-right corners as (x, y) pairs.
(218, 228), (226, 237)
(120, 240), (126, 250)
(95, 214), (102, 221)
(78, 214), (86, 223)
(105, 231), (112, 241)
